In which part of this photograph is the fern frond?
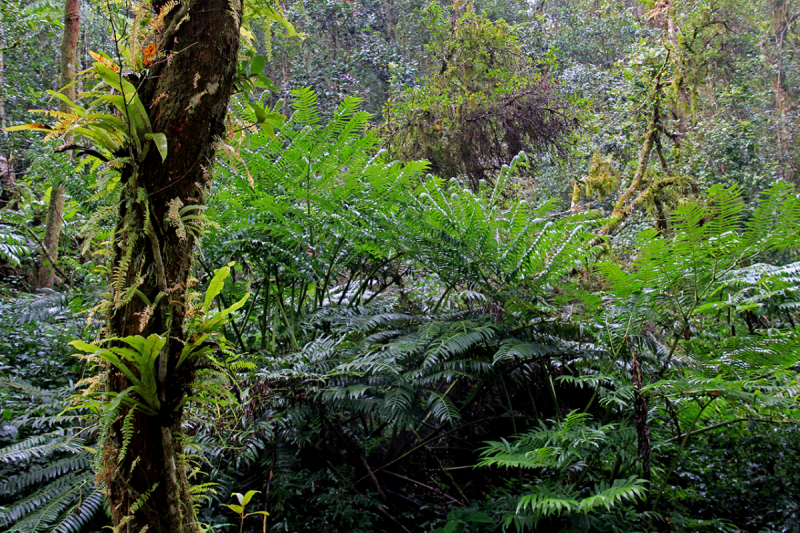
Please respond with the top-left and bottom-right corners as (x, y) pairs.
(0, 452), (92, 495)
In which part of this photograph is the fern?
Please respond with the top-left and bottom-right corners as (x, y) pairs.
(0, 452), (92, 495)
(51, 489), (104, 533)
(515, 476), (647, 517)
(0, 225), (30, 267)
(12, 289), (73, 324)
(0, 379), (101, 533)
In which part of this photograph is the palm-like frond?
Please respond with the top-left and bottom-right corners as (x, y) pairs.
(0, 225), (30, 267)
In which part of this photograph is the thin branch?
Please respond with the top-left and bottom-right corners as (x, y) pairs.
(55, 143), (110, 162)
(657, 417), (796, 447)
(3, 222), (71, 283)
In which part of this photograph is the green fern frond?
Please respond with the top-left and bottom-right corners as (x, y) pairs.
(51, 487), (104, 533)
(0, 225), (31, 267)
(0, 471), (93, 529)
(13, 289), (72, 324)
(0, 434), (82, 464)
(0, 452), (92, 495)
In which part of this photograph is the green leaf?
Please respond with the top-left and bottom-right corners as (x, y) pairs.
(69, 340), (101, 353)
(250, 55), (266, 75)
(94, 62), (152, 139)
(145, 133), (168, 161)
(262, 5), (304, 39)
(255, 74), (278, 92)
(260, 121), (276, 139)
(46, 90), (85, 116)
(71, 126), (122, 153)
(223, 503), (243, 515)
(203, 265), (231, 314)
(202, 293), (250, 332)
(176, 334), (211, 369)
(262, 111), (286, 126)
(240, 490), (260, 506)
(249, 101), (267, 123)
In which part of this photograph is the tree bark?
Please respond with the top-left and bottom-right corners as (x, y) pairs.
(1, 11), (7, 133)
(596, 105), (659, 237)
(628, 341), (651, 482)
(38, 0), (79, 288)
(100, 1), (242, 532)
(769, 0), (799, 183)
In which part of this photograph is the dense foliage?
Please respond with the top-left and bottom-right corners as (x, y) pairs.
(1, 0), (799, 532)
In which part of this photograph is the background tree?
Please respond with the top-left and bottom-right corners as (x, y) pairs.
(38, 0), (79, 288)
(381, 5), (575, 188)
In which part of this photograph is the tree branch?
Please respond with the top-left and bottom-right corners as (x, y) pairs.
(2, 222), (71, 283)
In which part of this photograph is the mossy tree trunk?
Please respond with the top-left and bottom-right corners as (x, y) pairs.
(0, 13), (7, 133)
(769, 0), (800, 183)
(101, 1), (242, 531)
(38, 0), (79, 288)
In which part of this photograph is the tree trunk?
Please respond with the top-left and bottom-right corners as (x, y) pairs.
(100, 1), (242, 531)
(629, 342), (651, 482)
(1, 12), (7, 133)
(597, 105), (659, 236)
(38, 0), (79, 288)
(769, 0), (799, 182)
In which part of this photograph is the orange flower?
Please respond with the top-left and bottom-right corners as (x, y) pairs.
(142, 43), (158, 68)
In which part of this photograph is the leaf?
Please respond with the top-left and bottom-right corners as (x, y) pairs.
(201, 293), (250, 332)
(144, 133), (168, 161)
(240, 490), (260, 506)
(223, 503), (243, 514)
(69, 340), (101, 353)
(176, 334), (211, 369)
(4, 123), (54, 132)
(262, 5), (304, 39)
(250, 54), (266, 75)
(249, 101), (267, 123)
(94, 62), (152, 139)
(46, 90), (85, 116)
(262, 111), (286, 126)
(71, 126), (122, 153)
(203, 265), (231, 314)
(255, 74), (278, 92)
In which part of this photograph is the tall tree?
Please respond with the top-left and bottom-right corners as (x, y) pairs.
(0, 11), (6, 133)
(96, 1), (243, 531)
(38, 0), (79, 288)
(381, 6), (574, 189)
(768, 0), (800, 182)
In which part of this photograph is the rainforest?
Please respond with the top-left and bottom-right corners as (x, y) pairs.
(0, 0), (799, 532)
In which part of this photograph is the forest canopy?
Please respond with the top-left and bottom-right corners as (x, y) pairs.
(0, 0), (799, 532)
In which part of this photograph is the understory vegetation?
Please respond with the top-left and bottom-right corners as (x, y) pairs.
(1, 0), (799, 532)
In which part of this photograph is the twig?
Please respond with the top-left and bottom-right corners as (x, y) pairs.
(656, 417), (796, 448)
(55, 143), (110, 162)
(14, 224), (71, 283)
(360, 455), (386, 499)
(376, 507), (413, 533)
(383, 470), (463, 506)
